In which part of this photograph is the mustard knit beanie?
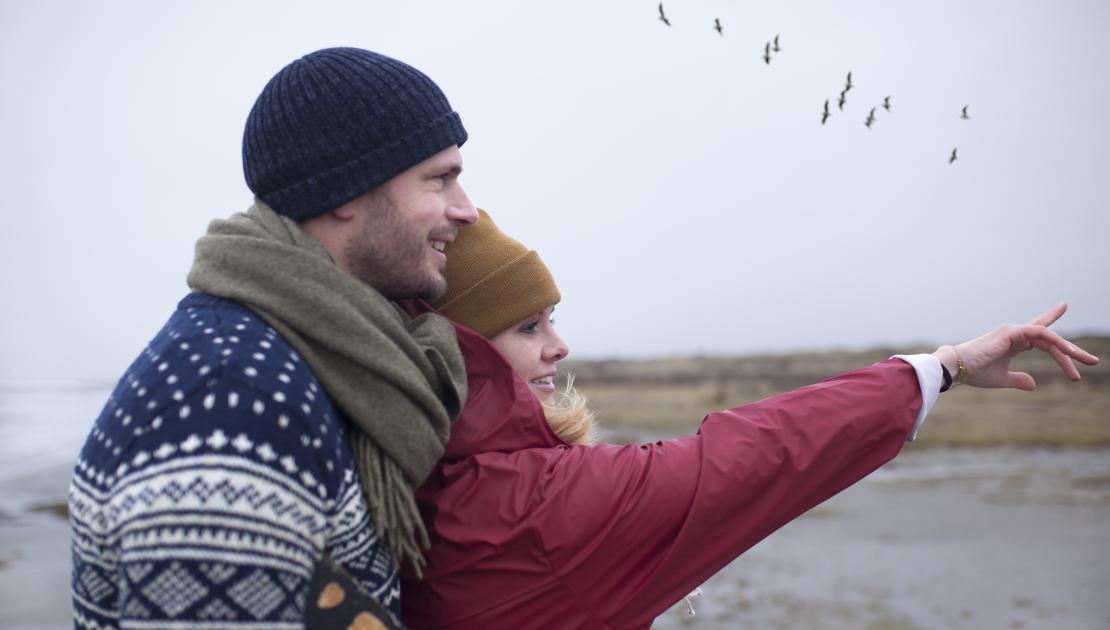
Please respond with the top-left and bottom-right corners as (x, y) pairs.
(433, 209), (560, 338)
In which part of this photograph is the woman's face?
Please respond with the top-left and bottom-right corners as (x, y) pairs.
(489, 304), (569, 401)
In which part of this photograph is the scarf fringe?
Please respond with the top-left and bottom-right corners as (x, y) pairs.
(351, 431), (431, 577)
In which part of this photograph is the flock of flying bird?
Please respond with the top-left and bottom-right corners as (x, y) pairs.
(656, 3), (972, 164)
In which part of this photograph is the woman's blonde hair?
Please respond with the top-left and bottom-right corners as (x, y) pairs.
(541, 375), (597, 446)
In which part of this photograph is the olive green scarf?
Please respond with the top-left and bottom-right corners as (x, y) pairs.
(187, 201), (466, 575)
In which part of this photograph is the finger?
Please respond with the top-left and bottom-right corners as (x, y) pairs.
(1025, 330), (1078, 378)
(1047, 344), (1081, 381)
(1028, 301), (1067, 327)
(1062, 339), (1101, 366)
(1029, 326), (1101, 366)
(1005, 371), (1037, 391)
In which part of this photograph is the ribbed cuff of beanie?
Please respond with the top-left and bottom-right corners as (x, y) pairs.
(260, 111), (467, 222)
(437, 251), (560, 338)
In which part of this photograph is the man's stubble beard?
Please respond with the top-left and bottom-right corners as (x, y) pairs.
(343, 191), (448, 302)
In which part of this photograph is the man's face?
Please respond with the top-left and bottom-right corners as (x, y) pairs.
(344, 146), (477, 300)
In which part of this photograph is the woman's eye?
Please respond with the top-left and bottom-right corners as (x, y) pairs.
(521, 321), (539, 335)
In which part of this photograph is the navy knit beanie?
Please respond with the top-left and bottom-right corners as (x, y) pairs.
(243, 47), (467, 222)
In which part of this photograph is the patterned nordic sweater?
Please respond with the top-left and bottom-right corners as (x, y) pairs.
(69, 292), (400, 629)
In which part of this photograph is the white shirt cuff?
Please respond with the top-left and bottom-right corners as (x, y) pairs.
(890, 353), (942, 442)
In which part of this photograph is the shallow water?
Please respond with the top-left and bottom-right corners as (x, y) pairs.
(2, 384), (1108, 629)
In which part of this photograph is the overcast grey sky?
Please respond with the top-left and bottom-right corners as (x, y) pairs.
(1, 0), (1107, 382)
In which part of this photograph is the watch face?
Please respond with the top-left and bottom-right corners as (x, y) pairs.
(304, 555), (404, 630)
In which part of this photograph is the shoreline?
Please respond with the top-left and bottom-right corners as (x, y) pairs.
(4, 446), (1108, 629)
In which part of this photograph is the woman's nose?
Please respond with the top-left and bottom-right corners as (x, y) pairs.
(544, 332), (569, 363)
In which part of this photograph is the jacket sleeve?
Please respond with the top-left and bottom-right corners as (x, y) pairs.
(532, 358), (921, 627)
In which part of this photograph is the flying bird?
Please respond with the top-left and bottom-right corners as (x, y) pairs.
(961, 105), (970, 119)
(864, 107), (876, 128)
(772, 34), (781, 52)
(763, 42), (772, 65)
(882, 96), (891, 112)
(845, 71), (854, 91)
(658, 3), (671, 26)
(837, 89), (847, 111)
(949, 148), (959, 163)
(821, 99), (830, 125)
(714, 18), (723, 36)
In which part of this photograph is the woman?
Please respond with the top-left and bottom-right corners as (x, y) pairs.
(399, 210), (1097, 629)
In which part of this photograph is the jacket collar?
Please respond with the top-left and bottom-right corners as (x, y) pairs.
(399, 299), (565, 462)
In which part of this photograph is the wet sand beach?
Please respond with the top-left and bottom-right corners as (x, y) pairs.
(2, 384), (1108, 629)
(0, 383), (107, 630)
(652, 446), (1110, 630)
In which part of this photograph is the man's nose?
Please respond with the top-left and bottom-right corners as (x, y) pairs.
(447, 185), (478, 225)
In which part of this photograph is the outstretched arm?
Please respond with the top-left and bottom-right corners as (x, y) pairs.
(933, 302), (1099, 391)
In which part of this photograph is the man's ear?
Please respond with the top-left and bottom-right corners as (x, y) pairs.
(331, 199), (360, 221)
(300, 200), (362, 261)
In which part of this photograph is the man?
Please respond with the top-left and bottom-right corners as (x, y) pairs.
(68, 47), (476, 628)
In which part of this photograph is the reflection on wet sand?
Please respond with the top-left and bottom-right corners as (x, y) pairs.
(650, 446), (1110, 630)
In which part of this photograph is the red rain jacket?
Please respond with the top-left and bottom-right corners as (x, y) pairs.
(400, 306), (921, 629)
